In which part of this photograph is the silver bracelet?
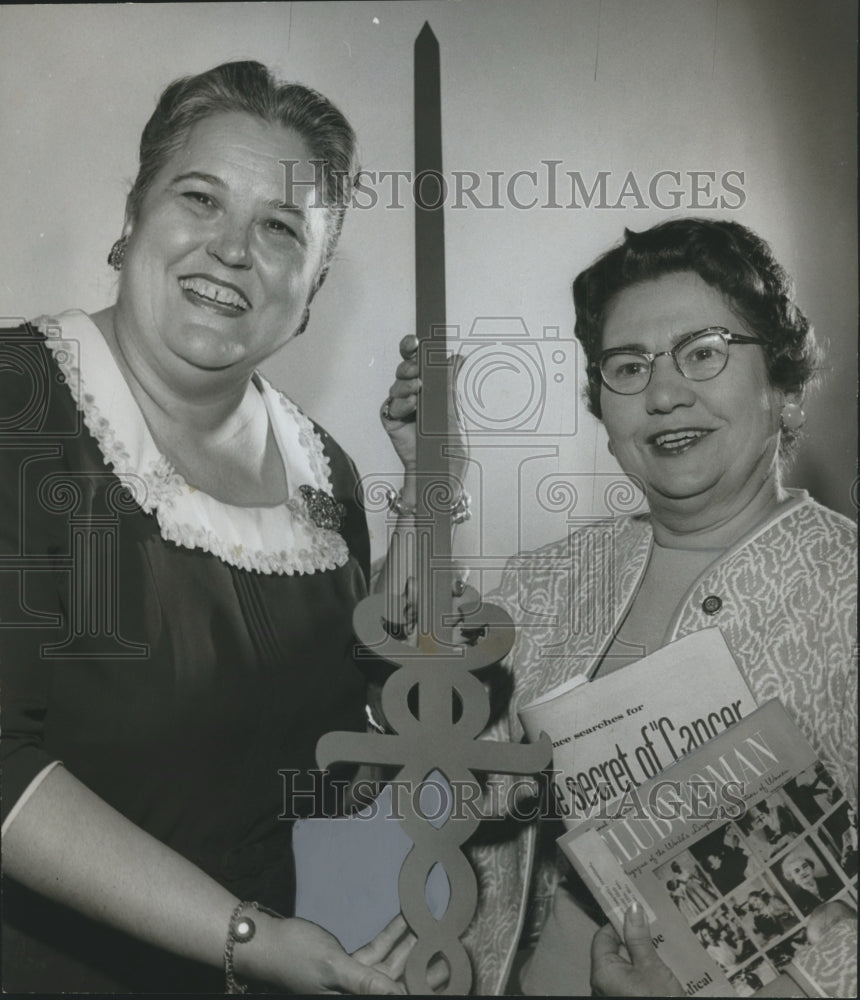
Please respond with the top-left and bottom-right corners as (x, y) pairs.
(385, 487), (417, 518)
(385, 487), (471, 524)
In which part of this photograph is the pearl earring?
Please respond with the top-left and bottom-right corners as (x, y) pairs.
(780, 401), (805, 432)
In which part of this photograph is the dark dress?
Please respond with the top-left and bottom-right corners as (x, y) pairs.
(751, 909), (794, 943)
(0, 319), (370, 991)
(705, 845), (751, 894)
(785, 874), (845, 916)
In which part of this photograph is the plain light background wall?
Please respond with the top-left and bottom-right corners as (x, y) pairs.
(2, 1), (857, 592)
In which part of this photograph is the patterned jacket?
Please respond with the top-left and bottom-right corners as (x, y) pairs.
(464, 493), (857, 995)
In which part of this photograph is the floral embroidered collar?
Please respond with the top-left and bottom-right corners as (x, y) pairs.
(37, 311), (350, 576)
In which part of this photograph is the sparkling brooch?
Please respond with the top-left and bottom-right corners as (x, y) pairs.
(299, 485), (346, 532)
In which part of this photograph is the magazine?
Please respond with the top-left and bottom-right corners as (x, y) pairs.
(518, 628), (758, 829)
(558, 699), (858, 997)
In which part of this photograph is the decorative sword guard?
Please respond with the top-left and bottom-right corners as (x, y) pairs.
(317, 23), (552, 995)
(319, 587), (552, 994)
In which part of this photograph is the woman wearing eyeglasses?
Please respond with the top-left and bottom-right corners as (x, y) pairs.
(490, 218), (856, 997)
(384, 218), (856, 994)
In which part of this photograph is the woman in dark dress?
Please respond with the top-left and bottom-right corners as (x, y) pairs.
(0, 61), (428, 993)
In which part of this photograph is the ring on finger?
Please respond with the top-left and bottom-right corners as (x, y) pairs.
(381, 396), (395, 421)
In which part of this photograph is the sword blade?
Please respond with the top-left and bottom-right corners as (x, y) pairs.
(414, 21), (452, 643)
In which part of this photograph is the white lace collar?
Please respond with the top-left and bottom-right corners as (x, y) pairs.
(37, 311), (349, 576)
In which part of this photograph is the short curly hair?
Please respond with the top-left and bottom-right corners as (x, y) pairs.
(573, 218), (821, 452)
(126, 60), (358, 299)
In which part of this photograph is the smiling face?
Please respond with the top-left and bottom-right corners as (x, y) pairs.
(782, 857), (816, 891)
(114, 111), (327, 392)
(598, 272), (786, 537)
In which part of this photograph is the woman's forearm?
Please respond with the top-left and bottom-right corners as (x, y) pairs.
(373, 469), (418, 603)
(3, 766), (407, 994)
(3, 764), (239, 969)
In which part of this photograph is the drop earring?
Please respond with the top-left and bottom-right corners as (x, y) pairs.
(107, 235), (129, 271)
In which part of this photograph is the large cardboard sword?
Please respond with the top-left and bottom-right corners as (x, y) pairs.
(318, 23), (552, 995)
